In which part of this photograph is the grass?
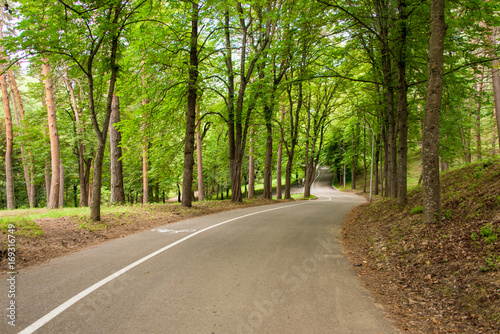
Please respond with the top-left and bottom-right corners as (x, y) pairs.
(0, 217), (45, 238)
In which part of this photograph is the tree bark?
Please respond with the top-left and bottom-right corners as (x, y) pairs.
(8, 69), (36, 208)
(488, 27), (500, 149)
(276, 104), (286, 200)
(110, 93), (125, 204)
(182, 1), (199, 208)
(196, 107), (204, 201)
(89, 32), (119, 221)
(59, 159), (64, 208)
(396, 0), (409, 206)
(248, 131), (255, 198)
(43, 59), (60, 209)
(263, 105), (273, 199)
(422, 0), (446, 223)
(475, 68), (484, 160)
(1, 68), (14, 209)
(304, 106), (312, 198)
(64, 74), (89, 206)
(284, 82), (302, 199)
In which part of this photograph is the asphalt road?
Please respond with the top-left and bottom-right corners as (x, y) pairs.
(1, 167), (398, 334)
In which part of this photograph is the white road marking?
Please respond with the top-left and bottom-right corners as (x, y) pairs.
(18, 200), (318, 334)
(311, 168), (333, 201)
(151, 228), (197, 233)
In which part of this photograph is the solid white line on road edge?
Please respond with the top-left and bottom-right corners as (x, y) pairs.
(18, 201), (315, 334)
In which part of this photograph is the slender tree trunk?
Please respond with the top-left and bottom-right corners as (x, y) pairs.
(422, 0), (446, 223)
(110, 93), (125, 204)
(363, 127), (367, 193)
(382, 127), (388, 196)
(196, 108), (204, 201)
(396, 0), (409, 205)
(374, 134), (381, 196)
(475, 68), (484, 160)
(263, 106), (273, 199)
(43, 59), (60, 209)
(492, 131), (497, 156)
(8, 69), (35, 208)
(488, 27), (500, 149)
(304, 107), (312, 198)
(142, 142), (148, 204)
(59, 159), (64, 208)
(352, 125), (359, 190)
(285, 83), (302, 199)
(65, 74), (88, 207)
(1, 68), (14, 209)
(141, 72), (150, 205)
(182, 1), (199, 208)
(276, 104), (285, 200)
(89, 32), (119, 221)
(248, 131), (255, 198)
(45, 161), (50, 207)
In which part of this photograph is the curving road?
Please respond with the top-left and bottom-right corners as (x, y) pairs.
(1, 167), (397, 334)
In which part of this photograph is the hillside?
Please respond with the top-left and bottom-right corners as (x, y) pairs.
(343, 158), (500, 333)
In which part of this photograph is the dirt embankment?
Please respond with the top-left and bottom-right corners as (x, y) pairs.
(343, 159), (500, 333)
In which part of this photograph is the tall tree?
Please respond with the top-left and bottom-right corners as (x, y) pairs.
(223, 3), (270, 202)
(42, 58), (60, 209)
(182, 0), (199, 208)
(110, 93), (125, 204)
(422, 0), (447, 223)
(1, 54), (14, 209)
(8, 68), (36, 207)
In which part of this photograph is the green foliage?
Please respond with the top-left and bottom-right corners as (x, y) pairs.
(480, 223), (498, 244)
(410, 206), (424, 215)
(481, 254), (500, 272)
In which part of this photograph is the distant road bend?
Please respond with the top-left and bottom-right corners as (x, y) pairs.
(3, 167), (398, 334)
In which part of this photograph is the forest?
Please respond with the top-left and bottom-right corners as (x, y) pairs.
(0, 0), (499, 222)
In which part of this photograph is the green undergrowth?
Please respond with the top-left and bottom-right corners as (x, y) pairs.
(0, 217), (45, 238)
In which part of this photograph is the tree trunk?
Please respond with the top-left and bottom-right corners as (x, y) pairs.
(89, 32), (119, 221)
(8, 69), (35, 208)
(304, 107), (312, 198)
(263, 108), (273, 199)
(375, 0), (397, 198)
(110, 93), (125, 204)
(248, 131), (255, 198)
(45, 160), (50, 207)
(276, 104), (285, 200)
(65, 74), (88, 207)
(475, 68), (484, 160)
(59, 159), (64, 208)
(141, 73), (150, 205)
(488, 27), (500, 149)
(142, 137), (148, 204)
(396, 0), (409, 206)
(285, 83), (302, 199)
(43, 59), (60, 209)
(196, 115), (204, 201)
(182, 1), (199, 208)
(1, 68), (14, 209)
(422, 0), (446, 223)
(363, 127), (367, 193)
(374, 134), (381, 196)
(351, 125), (359, 190)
